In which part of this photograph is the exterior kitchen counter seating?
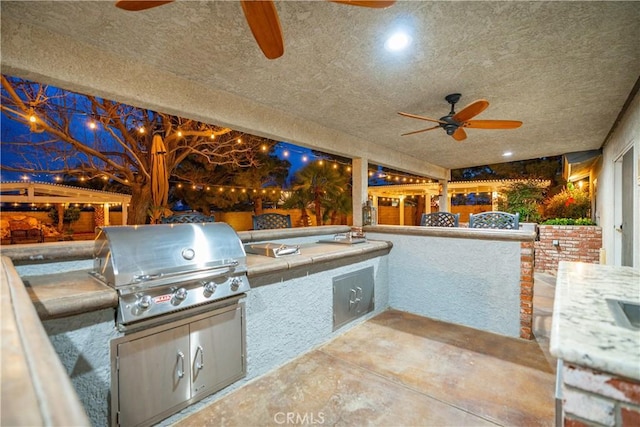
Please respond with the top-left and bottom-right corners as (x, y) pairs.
(469, 211), (520, 229)
(420, 212), (460, 227)
(252, 213), (292, 230)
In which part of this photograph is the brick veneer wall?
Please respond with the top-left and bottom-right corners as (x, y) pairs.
(520, 241), (534, 339)
(535, 225), (602, 273)
(562, 363), (640, 426)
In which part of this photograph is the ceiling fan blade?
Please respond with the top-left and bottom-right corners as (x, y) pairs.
(330, 1), (396, 8)
(398, 112), (446, 125)
(115, 0), (174, 11)
(452, 99), (489, 122)
(464, 120), (523, 129)
(451, 127), (467, 141)
(240, 1), (284, 59)
(401, 125), (440, 136)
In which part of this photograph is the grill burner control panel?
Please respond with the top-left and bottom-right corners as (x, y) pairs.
(118, 274), (250, 327)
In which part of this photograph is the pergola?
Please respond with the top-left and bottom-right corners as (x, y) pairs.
(368, 179), (551, 225)
(0, 181), (131, 225)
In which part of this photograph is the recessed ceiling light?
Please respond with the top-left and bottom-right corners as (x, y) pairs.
(385, 31), (412, 52)
(503, 151), (513, 157)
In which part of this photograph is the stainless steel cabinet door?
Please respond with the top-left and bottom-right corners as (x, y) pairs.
(190, 306), (244, 398)
(116, 324), (190, 427)
(333, 267), (375, 330)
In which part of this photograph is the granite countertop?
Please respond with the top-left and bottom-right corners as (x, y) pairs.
(20, 239), (392, 320)
(550, 261), (640, 380)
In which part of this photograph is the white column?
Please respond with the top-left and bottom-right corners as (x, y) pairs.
(121, 202), (128, 225)
(103, 203), (110, 226)
(372, 195), (379, 225)
(352, 157), (368, 226)
(439, 180), (450, 212)
(399, 195), (405, 225)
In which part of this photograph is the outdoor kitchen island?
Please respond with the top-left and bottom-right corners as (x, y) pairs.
(2, 223), (536, 426)
(3, 225), (392, 427)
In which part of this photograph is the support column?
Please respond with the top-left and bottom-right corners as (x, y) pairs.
(399, 195), (405, 226)
(372, 195), (379, 225)
(352, 157), (368, 227)
(102, 204), (110, 226)
(121, 203), (128, 225)
(439, 180), (450, 212)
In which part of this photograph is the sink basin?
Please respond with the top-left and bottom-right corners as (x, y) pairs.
(606, 299), (640, 330)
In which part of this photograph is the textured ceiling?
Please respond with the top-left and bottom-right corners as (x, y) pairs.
(1, 1), (639, 171)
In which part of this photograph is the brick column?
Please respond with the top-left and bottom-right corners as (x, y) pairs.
(520, 241), (535, 339)
(562, 363), (640, 426)
(94, 205), (105, 228)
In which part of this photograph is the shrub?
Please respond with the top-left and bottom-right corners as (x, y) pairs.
(496, 180), (545, 222)
(543, 183), (590, 219)
(48, 206), (81, 229)
(541, 218), (595, 225)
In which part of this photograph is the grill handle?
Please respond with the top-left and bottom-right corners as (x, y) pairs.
(132, 260), (239, 283)
(177, 351), (185, 379)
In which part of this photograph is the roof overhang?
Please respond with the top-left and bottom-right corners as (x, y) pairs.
(0, 181), (131, 205)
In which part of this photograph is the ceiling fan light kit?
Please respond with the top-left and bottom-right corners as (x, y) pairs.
(399, 93), (523, 141)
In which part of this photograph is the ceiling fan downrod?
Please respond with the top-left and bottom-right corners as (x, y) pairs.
(442, 93), (462, 134)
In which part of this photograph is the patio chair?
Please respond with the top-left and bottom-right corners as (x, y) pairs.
(252, 213), (292, 230)
(420, 212), (460, 227)
(160, 211), (215, 224)
(468, 211), (520, 230)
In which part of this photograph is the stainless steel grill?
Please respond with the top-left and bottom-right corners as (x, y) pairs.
(91, 223), (250, 330)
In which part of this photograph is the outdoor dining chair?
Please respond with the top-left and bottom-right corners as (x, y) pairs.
(252, 213), (292, 230)
(468, 211), (520, 229)
(160, 211), (215, 224)
(420, 212), (460, 227)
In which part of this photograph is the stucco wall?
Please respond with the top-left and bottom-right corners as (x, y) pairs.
(42, 310), (120, 427)
(368, 232), (522, 338)
(596, 90), (639, 267)
(30, 254), (389, 427)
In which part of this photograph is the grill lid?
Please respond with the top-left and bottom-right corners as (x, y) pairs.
(93, 223), (246, 287)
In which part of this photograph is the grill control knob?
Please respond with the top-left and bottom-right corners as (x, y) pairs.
(203, 281), (217, 295)
(230, 278), (242, 292)
(136, 295), (152, 310)
(173, 287), (188, 301)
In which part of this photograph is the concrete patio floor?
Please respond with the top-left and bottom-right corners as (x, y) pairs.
(176, 273), (557, 427)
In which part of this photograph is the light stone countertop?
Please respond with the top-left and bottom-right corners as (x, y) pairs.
(550, 261), (640, 380)
(20, 239), (392, 320)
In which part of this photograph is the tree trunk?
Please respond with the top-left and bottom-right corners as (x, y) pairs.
(253, 196), (263, 215)
(416, 196), (426, 224)
(299, 208), (310, 227)
(128, 181), (152, 225)
(314, 192), (322, 226)
(56, 203), (65, 232)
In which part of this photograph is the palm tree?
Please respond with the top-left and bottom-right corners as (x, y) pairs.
(282, 189), (313, 227)
(290, 162), (349, 226)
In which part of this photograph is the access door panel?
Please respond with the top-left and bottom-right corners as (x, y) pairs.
(117, 324), (190, 427)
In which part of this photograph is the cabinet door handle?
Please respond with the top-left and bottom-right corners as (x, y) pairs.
(349, 289), (357, 308)
(195, 345), (204, 370)
(355, 286), (363, 305)
(177, 351), (185, 379)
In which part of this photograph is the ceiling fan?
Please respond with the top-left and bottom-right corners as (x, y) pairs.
(398, 93), (523, 142)
(115, 1), (395, 59)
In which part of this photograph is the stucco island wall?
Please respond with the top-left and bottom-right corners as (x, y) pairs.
(367, 225), (534, 338)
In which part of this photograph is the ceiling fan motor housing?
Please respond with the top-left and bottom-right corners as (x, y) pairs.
(439, 115), (460, 135)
